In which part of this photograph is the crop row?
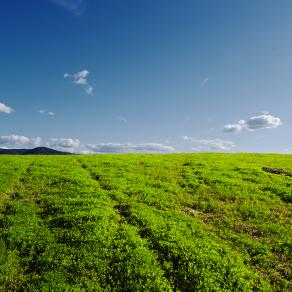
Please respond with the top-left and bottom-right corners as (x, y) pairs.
(0, 153), (291, 290)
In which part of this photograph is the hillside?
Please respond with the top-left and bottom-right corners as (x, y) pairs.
(0, 147), (71, 155)
(0, 154), (291, 291)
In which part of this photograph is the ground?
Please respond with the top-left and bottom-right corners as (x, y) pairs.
(0, 154), (291, 291)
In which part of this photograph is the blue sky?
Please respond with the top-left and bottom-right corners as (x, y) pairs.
(0, 0), (291, 153)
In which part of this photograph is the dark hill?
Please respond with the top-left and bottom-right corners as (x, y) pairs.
(0, 147), (71, 155)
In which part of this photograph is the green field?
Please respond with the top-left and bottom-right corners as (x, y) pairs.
(0, 154), (291, 291)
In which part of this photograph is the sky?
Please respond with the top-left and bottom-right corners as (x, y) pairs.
(0, 0), (292, 153)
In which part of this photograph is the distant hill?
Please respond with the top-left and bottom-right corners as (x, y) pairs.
(0, 147), (71, 155)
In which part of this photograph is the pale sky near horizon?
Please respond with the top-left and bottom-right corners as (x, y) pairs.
(0, 0), (291, 153)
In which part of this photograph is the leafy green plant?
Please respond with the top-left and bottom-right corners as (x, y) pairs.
(0, 153), (291, 290)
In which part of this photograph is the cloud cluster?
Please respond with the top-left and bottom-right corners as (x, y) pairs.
(224, 114), (282, 133)
(182, 136), (235, 152)
(64, 70), (93, 94)
(0, 134), (175, 153)
(0, 133), (175, 153)
(0, 102), (14, 114)
(0, 135), (41, 148)
(85, 143), (175, 154)
(50, 139), (175, 153)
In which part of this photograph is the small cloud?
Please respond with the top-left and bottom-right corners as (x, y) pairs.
(193, 139), (235, 151)
(47, 138), (80, 149)
(0, 135), (41, 148)
(0, 102), (14, 114)
(182, 136), (192, 141)
(200, 77), (209, 89)
(38, 110), (55, 116)
(64, 69), (93, 94)
(74, 70), (89, 85)
(182, 136), (235, 152)
(85, 86), (93, 94)
(224, 114), (282, 133)
(49, 0), (86, 15)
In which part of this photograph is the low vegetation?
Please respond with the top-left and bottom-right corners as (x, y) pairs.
(0, 153), (291, 291)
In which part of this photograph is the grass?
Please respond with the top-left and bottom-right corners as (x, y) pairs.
(0, 153), (291, 291)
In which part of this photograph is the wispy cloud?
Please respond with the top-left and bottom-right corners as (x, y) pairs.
(113, 115), (129, 125)
(64, 69), (93, 94)
(0, 102), (14, 114)
(182, 136), (236, 152)
(49, 0), (86, 15)
(200, 77), (209, 89)
(38, 110), (56, 116)
(224, 114), (282, 133)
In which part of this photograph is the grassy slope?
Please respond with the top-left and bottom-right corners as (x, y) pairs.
(0, 153), (291, 291)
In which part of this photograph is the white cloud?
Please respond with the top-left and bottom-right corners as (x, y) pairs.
(193, 139), (235, 151)
(1, 134), (175, 154)
(47, 138), (81, 149)
(47, 139), (175, 154)
(0, 102), (14, 114)
(38, 110), (55, 116)
(182, 136), (235, 152)
(64, 69), (93, 94)
(0, 135), (41, 148)
(49, 0), (85, 15)
(224, 114), (282, 133)
(74, 70), (89, 85)
(85, 143), (175, 154)
(75, 70), (89, 78)
(200, 77), (209, 89)
(85, 86), (93, 94)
